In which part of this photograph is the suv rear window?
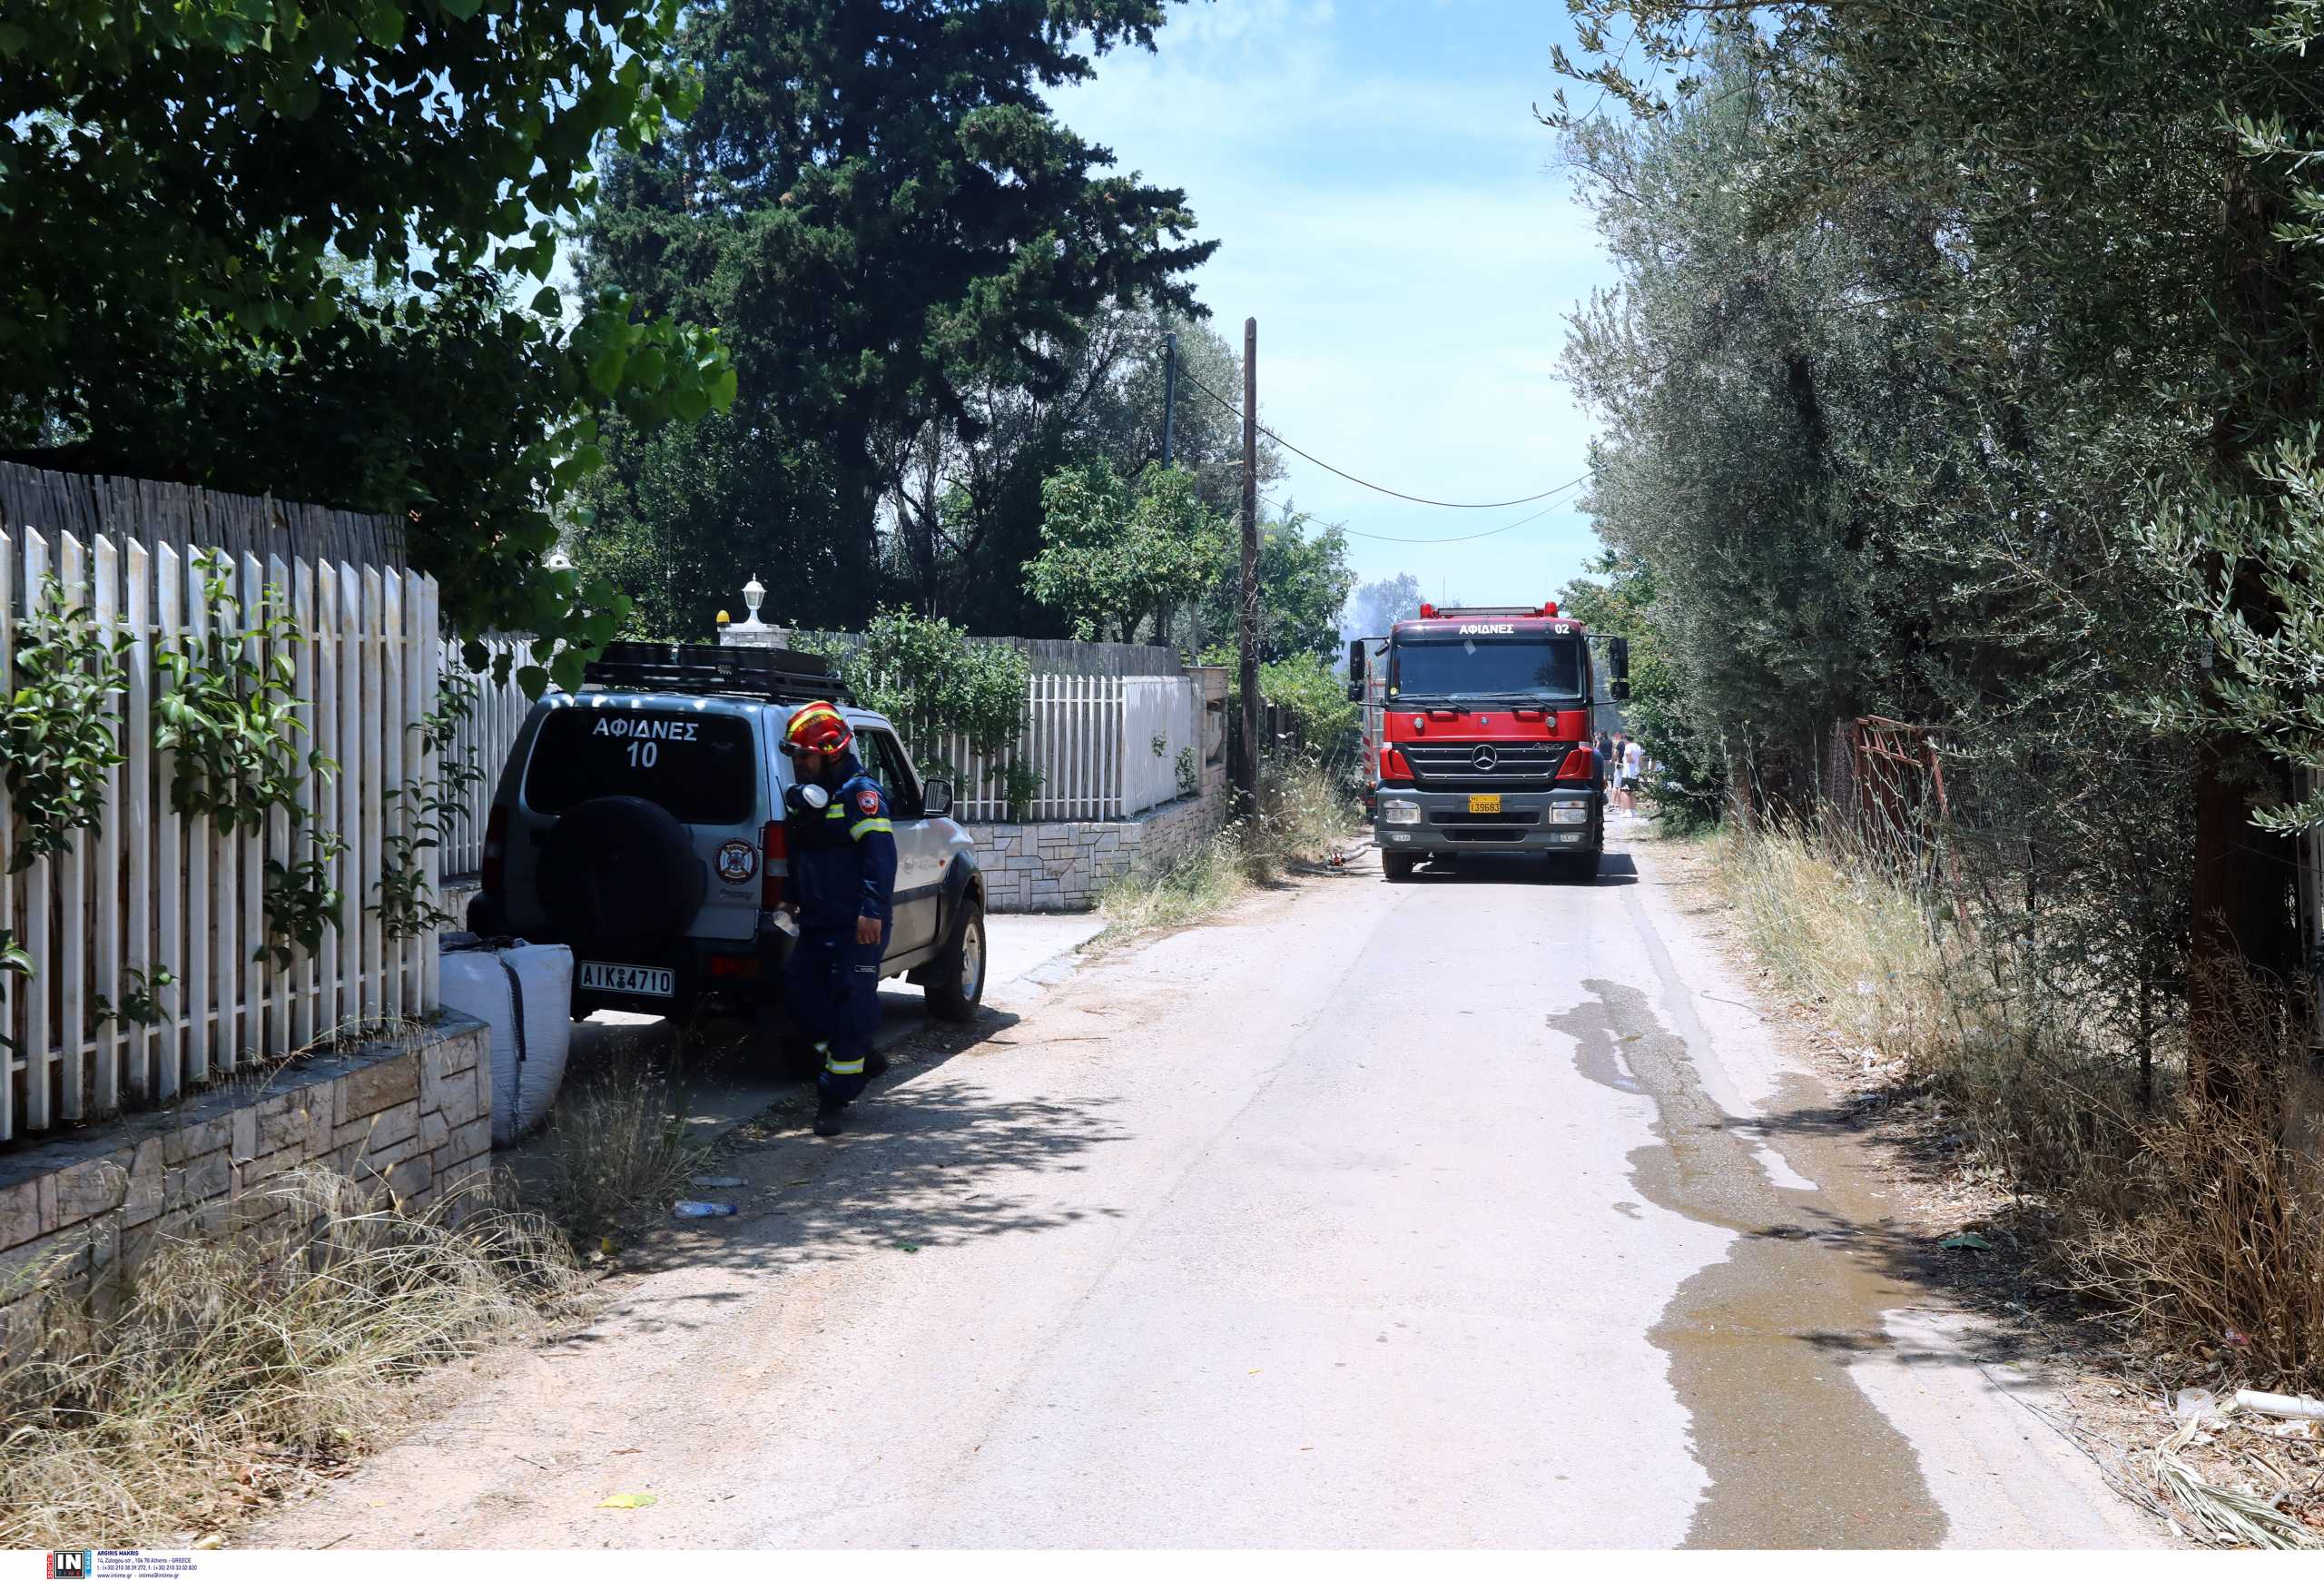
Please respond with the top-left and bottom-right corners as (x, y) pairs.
(524, 708), (756, 824)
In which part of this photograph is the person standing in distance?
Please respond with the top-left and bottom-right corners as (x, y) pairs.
(779, 701), (896, 1137)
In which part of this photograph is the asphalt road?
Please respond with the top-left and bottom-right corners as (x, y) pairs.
(255, 833), (2155, 1549)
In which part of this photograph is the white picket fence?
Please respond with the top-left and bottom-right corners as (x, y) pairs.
(918, 672), (1203, 824)
(438, 637), (534, 879)
(0, 529), (441, 1146)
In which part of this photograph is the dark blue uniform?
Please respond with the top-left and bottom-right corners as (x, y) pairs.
(783, 752), (897, 1107)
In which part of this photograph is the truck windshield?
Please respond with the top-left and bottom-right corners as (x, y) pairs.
(1391, 636), (1583, 700)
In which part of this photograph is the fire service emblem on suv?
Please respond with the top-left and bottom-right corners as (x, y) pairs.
(1471, 746), (1499, 772)
(715, 839), (758, 884)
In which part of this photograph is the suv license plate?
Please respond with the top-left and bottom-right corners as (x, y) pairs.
(1468, 794), (1502, 814)
(580, 963), (675, 998)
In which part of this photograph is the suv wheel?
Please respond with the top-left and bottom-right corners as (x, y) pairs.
(927, 899), (986, 1023)
(535, 794), (704, 953)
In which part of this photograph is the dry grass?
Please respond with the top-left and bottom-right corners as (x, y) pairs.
(0, 1167), (582, 1548)
(1257, 750), (1366, 865)
(1713, 821), (2144, 1192)
(526, 1062), (707, 1247)
(2151, 1408), (2319, 1549)
(1097, 755), (1363, 940)
(0, 1050), (713, 1547)
(1096, 827), (1256, 936)
(2065, 969), (2324, 1388)
(1714, 821), (2324, 1396)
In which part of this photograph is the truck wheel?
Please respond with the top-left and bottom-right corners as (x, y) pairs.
(927, 899), (987, 1023)
(1383, 852), (1417, 883)
(1566, 850), (1602, 883)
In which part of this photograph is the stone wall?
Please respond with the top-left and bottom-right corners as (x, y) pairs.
(976, 791), (1227, 913)
(0, 1014), (493, 1329)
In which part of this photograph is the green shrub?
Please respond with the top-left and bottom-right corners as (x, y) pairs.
(803, 608), (1029, 773)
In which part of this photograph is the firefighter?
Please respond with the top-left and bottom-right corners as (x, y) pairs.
(779, 701), (896, 1137)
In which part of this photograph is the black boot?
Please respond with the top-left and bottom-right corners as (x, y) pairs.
(813, 1102), (846, 1137)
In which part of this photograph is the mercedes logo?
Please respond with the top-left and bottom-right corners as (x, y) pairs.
(1472, 746), (1499, 772)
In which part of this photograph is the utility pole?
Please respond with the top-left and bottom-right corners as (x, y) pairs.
(1237, 317), (1261, 810)
(1161, 331), (1177, 468)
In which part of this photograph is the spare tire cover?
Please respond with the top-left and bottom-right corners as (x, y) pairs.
(535, 795), (707, 951)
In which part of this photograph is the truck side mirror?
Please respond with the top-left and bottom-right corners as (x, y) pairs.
(1609, 637), (1632, 702)
(1345, 638), (1367, 704)
(922, 779), (954, 819)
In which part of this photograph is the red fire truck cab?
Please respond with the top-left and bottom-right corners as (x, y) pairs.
(1346, 602), (1630, 882)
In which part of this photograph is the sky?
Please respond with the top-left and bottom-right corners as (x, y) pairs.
(1049, 0), (1622, 610)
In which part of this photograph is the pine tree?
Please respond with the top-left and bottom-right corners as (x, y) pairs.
(572, 0), (1216, 636)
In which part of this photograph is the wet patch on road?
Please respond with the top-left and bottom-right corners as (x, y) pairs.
(1552, 978), (1945, 1548)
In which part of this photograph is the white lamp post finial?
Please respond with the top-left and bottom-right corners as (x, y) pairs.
(742, 573), (766, 627)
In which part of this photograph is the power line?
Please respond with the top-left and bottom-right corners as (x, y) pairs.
(1339, 489), (1584, 543)
(1177, 364), (1585, 510)
(1266, 484), (1587, 543)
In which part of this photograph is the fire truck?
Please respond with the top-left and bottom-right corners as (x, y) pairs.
(1346, 602), (1629, 882)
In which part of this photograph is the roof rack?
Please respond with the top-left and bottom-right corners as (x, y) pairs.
(582, 641), (850, 706)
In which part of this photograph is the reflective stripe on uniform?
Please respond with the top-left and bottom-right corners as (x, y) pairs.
(823, 1053), (865, 1076)
(825, 804), (846, 818)
(851, 817), (892, 839)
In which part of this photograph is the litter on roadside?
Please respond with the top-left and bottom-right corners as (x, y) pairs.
(2233, 1389), (2324, 1422)
(673, 1201), (738, 1219)
(690, 1176), (745, 1189)
(2173, 1388), (2216, 1422)
(1938, 1231), (1991, 1251)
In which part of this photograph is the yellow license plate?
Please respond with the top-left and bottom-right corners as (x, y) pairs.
(1468, 794), (1502, 815)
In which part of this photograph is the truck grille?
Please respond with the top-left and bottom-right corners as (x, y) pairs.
(1402, 742), (1571, 790)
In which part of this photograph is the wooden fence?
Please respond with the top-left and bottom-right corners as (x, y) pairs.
(0, 460), (408, 571)
(0, 529), (440, 1147)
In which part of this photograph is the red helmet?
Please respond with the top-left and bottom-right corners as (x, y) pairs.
(783, 700), (853, 757)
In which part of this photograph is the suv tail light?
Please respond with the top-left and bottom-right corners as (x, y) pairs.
(480, 803), (509, 898)
(1381, 744), (1414, 784)
(762, 819), (787, 909)
(1556, 746), (1599, 781)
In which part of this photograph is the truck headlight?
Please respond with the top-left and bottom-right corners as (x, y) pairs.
(1550, 805), (1589, 825)
(1382, 801), (1423, 825)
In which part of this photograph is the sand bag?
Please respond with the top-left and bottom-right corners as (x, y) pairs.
(439, 941), (575, 1146)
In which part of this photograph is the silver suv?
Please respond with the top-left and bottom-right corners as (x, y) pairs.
(468, 643), (988, 1038)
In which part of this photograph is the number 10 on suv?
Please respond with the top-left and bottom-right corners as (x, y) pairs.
(468, 643), (991, 1060)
